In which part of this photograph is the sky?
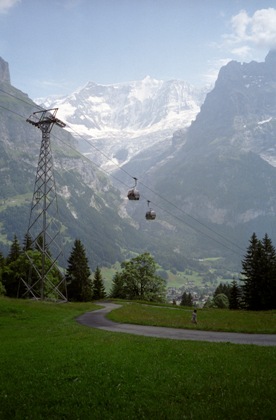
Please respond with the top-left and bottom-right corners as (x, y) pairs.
(1, 0), (276, 99)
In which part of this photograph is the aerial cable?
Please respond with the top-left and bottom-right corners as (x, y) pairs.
(0, 87), (43, 110)
(0, 87), (140, 182)
(142, 199), (243, 256)
(0, 103), (27, 119)
(138, 180), (245, 254)
(66, 123), (136, 180)
(0, 89), (245, 254)
(0, 87), (246, 255)
(66, 120), (245, 253)
(55, 127), (244, 255)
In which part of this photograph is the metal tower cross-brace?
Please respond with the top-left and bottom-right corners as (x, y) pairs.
(22, 109), (67, 301)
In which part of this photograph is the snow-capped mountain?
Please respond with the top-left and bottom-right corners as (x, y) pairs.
(38, 77), (209, 170)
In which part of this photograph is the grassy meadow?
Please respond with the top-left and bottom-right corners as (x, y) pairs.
(107, 302), (276, 334)
(0, 297), (275, 419)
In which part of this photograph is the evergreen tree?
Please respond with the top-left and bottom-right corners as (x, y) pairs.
(23, 233), (33, 251)
(260, 234), (276, 310)
(180, 292), (193, 307)
(241, 233), (276, 310)
(35, 234), (51, 257)
(241, 233), (262, 310)
(7, 235), (21, 263)
(0, 251), (5, 268)
(92, 266), (106, 300)
(0, 251), (5, 296)
(229, 280), (241, 309)
(66, 239), (92, 302)
(109, 272), (126, 299)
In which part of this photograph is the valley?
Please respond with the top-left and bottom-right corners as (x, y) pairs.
(1, 52), (276, 299)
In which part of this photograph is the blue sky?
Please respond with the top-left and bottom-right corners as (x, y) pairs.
(1, 0), (276, 99)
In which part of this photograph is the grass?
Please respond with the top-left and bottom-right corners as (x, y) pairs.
(0, 297), (275, 419)
(107, 302), (276, 334)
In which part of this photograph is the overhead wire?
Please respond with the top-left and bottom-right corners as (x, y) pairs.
(0, 86), (246, 256)
(62, 106), (246, 256)
(51, 135), (243, 256)
(0, 86), (245, 256)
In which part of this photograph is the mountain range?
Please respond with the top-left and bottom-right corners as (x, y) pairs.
(1, 51), (276, 277)
(150, 50), (276, 253)
(39, 77), (209, 170)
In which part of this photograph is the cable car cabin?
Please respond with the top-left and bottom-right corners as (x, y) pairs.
(127, 188), (140, 200)
(145, 209), (156, 220)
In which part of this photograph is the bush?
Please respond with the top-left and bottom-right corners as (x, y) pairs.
(214, 293), (229, 309)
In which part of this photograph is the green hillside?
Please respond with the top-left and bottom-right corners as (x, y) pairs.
(0, 298), (275, 419)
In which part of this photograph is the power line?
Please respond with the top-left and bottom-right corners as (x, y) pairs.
(63, 117), (245, 255)
(0, 87), (246, 256)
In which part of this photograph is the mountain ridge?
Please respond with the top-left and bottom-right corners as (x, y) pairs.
(39, 77), (209, 169)
(150, 51), (276, 236)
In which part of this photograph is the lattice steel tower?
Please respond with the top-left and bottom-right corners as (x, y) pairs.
(22, 109), (67, 301)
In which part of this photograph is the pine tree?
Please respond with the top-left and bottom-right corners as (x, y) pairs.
(66, 239), (92, 302)
(180, 292), (193, 307)
(3, 237), (22, 297)
(0, 251), (5, 269)
(241, 233), (276, 310)
(22, 233), (33, 251)
(109, 272), (126, 299)
(92, 266), (106, 300)
(241, 233), (262, 309)
(229, 280), (241, 309)
(0, 251), (5, 296)
(260, 234), (276, 310)
(7, 235), (21, 263)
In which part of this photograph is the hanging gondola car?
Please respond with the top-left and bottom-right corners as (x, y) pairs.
(127, 177), (140, 200)
(145, 200), (156, 220)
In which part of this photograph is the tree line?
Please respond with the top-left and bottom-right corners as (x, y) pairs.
(0, 232), (275, 309)
(203, 233), (276, 310)
(0, 236), (166, 303)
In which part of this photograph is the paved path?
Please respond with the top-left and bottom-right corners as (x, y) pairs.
(77, 302), (276, 346)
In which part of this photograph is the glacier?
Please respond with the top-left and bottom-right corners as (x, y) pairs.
(38, 76), (209, 170)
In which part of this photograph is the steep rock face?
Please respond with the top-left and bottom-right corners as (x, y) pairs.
(152, 51), (276, 238)
(0, 57), (10, 84)
(186, 50), (276, 155)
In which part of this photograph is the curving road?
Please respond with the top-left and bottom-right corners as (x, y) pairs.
(77, 302), (276, 346)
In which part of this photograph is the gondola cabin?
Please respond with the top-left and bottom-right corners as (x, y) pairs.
(145, 209), (156, 220)
(127, 188), (140, 200)
(127, 177), (140, 200)
(145, 201), (156, 220)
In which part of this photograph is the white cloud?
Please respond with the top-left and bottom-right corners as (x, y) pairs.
(231, 9), (250, 40)
(0, 0), (20, 14)
(223, 8), (276, 59)
(206, 8), (276, 86)
(231, 45), (252, 59)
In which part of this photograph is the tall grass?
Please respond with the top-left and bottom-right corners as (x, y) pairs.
(0, 297), (275, 419)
